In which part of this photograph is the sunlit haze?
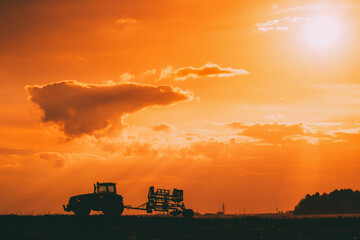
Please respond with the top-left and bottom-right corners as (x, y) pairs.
(305, 14), (343, 48)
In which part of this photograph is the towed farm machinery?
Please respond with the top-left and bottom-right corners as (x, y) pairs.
(125, 186), (194, 217)
(63, 182), (194, 217)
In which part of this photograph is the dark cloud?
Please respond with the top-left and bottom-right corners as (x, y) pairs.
(26, 80), (192, 137)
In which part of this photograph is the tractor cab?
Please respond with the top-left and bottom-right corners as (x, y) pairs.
(94, 182), (117, 194)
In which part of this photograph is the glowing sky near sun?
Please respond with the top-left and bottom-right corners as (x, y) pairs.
(0, 0), (360, 214)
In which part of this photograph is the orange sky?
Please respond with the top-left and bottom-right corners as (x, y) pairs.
(1, 0), (360, 214)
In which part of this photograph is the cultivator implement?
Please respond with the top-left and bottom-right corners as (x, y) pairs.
(125, 186), (194, 217)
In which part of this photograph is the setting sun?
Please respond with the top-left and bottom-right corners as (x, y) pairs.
(304, 14), (343, 48)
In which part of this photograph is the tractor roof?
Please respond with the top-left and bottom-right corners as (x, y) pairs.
(96, 182), (116, 186)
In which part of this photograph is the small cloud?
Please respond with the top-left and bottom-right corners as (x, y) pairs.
(151, 122), (171, 132)
(265, 114), (285, 121)
(225, 122), (343, 144)
(112, 63), (248, 85)
(275, 27), (289, 30)
(0, 163), (22, 171)
(159, 65), (174, 80)
(278, 2), (359, 14)
(0, 148), (34, 156)
(143, 69), (156, 76)
(119, 72), (135, 82)
(160, 63), (249, 81)
(122, 141), (158, 157)
(256, 17), (309, 32)
(226, 122), (308, 144)
(37, 152), (66, 168)
(115, 18), (137, 24)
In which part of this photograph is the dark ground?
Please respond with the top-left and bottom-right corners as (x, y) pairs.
(1, 215), (360, 240)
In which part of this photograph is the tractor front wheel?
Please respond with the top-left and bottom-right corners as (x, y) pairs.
(74, 205), (90, 216)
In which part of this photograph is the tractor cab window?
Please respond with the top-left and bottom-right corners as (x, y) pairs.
(108, 185), (115, 193)
(97, 185), (116, 193)
(97, 185), (107, 193)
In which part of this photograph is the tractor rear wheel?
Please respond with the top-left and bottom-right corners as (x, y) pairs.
(182, 209), (194, 218)
(102, 200), (124, 216)
(74, 205), (90, 216)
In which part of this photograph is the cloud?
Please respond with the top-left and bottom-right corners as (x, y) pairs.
(37, 152), (67, 168)
(265, 114), (285, 121)
(331, 129), (360, 143)
(226, 122), (316, 144)
(151, 122), (171, 132)
(160, 66), (175, 80)
(160, 63), (249, 81)
(143, 69), (156, 76)
(113, 63), (248, 84)
(115, 18), (138, 24)
(0, 163), (21, 171)
(26, 80), (193, 138)
(119, 72), (135, 82)
(122, 141), (158, 157)
(256, 17), (309, 32)
(257, 1), (357, 33)
(277, 2), (360, 15)
(0, 148), (34, 156)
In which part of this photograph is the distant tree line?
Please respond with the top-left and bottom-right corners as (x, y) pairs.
(294, 189), (360, 215)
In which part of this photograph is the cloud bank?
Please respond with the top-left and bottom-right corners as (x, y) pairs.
(26, 81), (193, 137)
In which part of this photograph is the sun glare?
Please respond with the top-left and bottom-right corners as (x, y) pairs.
(304, 15), (342, 48)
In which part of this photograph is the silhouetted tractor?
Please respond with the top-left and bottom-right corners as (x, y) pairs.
(125, 186), (194, 217)
(63, 182), (124, 216)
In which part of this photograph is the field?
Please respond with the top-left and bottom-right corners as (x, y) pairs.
(1, 214), (360, 240)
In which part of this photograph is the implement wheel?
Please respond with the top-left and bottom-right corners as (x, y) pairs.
(182, 209), (194, 218)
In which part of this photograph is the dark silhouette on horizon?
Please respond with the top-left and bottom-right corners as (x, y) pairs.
(63, 182), (124, 216)
(125, 186), (194, 217)
(2, 215), (360, 240)
(294, 189), (360, 215)
(63, 182), (193, 217)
